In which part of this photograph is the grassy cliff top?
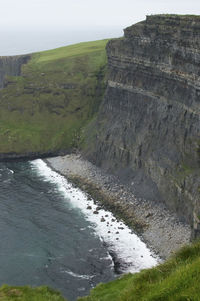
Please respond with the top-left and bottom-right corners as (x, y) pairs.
(0, 39), (108, 156)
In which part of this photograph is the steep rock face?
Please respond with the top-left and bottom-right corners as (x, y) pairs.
(85, 15), (200, 236)
(0, 55), (30, 88)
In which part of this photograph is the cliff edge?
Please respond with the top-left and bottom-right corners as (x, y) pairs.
(85, 15), (200, 237)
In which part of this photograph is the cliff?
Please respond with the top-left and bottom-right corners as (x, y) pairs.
(85, 15), (200, 236)
(0, 55), (30, 88)
(0, 16), (199, 237)
(1, 15), (200, 301)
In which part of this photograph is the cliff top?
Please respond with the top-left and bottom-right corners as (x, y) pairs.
(146, 14), (200, 22)
(146, 14), (200, 26)
(124, 14), (200, 42)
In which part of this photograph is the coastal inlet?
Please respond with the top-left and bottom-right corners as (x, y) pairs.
(0, 159), (158, 300)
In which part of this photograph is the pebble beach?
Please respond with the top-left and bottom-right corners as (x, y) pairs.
(46, 153), (191, 259)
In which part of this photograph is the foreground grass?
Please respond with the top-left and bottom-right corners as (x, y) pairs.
(0, 39), (108, 154)
(1, 241), (200, 300)
(79, 240), (200, 301)
(0, 285), (66, 301)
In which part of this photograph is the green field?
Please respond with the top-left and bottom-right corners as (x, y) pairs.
(0, 39), (108, 155)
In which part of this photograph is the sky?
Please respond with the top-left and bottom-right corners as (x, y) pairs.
(1, 0), (199, 30)
(0, 0), (200, 55)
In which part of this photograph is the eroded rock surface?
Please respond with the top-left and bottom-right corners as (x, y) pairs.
(0, 55), (30, 88)
(85, 15), (200, 237)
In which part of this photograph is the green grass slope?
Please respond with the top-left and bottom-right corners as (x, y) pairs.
(0, 285), (66, 301)
(0, 39), (108, 155)
(78, 240), (200, 301)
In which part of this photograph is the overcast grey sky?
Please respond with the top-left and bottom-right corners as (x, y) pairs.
(1, 0), (200, 31)
(0, 0), (199, 55)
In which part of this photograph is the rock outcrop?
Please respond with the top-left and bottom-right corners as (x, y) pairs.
(0, 55), (30, 88)
(85, 15), (200, 237)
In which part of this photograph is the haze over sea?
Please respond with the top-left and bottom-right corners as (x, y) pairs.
(0, 28), (122, 56)
(0, 33), (158, 300)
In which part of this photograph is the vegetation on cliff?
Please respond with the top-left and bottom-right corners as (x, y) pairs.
(0, 39), (108, 155)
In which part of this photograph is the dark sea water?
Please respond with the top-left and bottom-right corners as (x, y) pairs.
(0, 160), (116, 300)
(0, 159), (158, 300)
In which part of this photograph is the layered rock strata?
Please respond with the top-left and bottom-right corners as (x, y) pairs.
(0, 55), (30, 88)
(85, 15), (200, 237)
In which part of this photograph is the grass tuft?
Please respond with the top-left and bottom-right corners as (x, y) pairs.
(0, 285), (66, 301)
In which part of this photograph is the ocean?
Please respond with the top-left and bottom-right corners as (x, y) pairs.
(0, 159), (158, 300)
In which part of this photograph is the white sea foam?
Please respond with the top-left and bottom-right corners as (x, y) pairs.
(61, 269), (95, 280)
(31, 159), (159, 274)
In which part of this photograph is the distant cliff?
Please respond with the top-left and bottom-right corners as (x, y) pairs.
(0, 55), (30, 88)
(0, 40), (107, 157)
(85, 15), (200, 237)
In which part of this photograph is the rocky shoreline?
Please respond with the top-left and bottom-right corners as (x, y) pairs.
(46, 154), (191, 260)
